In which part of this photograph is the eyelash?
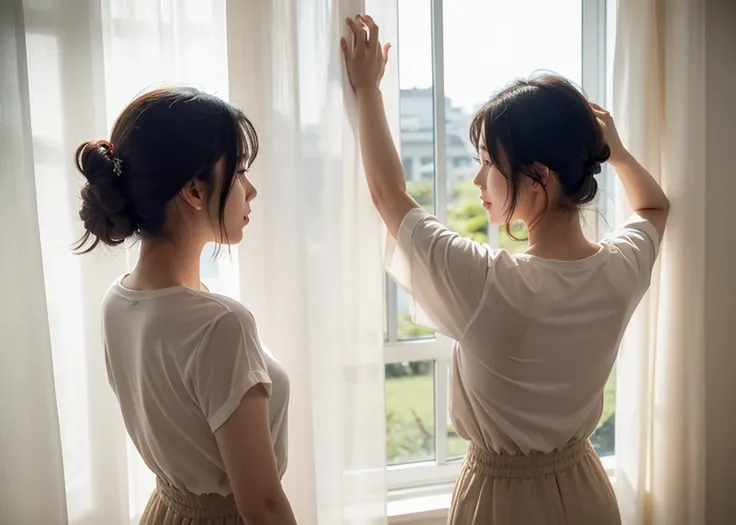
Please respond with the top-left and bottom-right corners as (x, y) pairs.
(473, 156), (492, 167)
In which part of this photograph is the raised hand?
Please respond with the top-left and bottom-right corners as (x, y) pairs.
(340, 15), (391, 93)
(590, 103), (628, 165)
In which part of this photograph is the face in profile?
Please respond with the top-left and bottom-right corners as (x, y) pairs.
(473, 145), (510, 226)
(469, 76), (610, 234)
(206, 156), (257, 245)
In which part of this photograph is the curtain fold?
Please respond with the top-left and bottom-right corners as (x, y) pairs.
(612, 1), (706, 524)
(1, 0), (389, 523)
(0, 1), (68, 522)
(226, 1), (389, 522)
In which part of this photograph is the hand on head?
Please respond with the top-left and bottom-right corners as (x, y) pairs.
(340, 14), (391, 93)
(590, 103), (627, 164)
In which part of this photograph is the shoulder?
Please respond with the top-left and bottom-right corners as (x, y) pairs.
(596, 214), (661, 287)
(103, 277), (259, 336)
(185, 294), (266, 375)
(181, 290), (259, 337)
(397, 208), (497, 263)
(599, 214), (660, 255)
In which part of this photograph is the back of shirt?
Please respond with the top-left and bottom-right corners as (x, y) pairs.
(103, 279), (289, 495)
(386, 208), (659, 454)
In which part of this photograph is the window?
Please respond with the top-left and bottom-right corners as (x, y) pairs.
(384, 0), (614, 492)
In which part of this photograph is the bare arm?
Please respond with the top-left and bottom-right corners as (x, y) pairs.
(214, 385), (296, 525)
(592, 104), (670, 238)
(356, 88), (419, 236)
(342, 15), (419, 237)
(611, 153), (669, 235)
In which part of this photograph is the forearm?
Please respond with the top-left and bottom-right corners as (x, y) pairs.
(239, 491), (297, 525)
(611, 152), (670, 213)
(355, 87), (407, 200)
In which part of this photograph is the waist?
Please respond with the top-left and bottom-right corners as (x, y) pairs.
(155, 477), (240, 519)
(464, 439), (595, 479)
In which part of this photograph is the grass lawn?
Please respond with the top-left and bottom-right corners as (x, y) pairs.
(386, 368), (617, 464)
(385, 372), (435, 464)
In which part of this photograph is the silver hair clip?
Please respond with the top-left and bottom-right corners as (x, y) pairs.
(112, 156), (123, 177)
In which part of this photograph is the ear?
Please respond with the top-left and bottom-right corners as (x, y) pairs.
(529, 164), (550, 192)
(179, 178), (209, 211)
(522, 164), (544, 193)
(536, 164), (551, 186)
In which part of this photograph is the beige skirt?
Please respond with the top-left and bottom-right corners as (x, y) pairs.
(140, 478), (242, 525)
(449, 439), (621, 525)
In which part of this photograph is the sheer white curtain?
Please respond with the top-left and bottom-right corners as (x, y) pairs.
(225, 0), (390, 523)
(0, 0), (389, 523)
(0, 2), (68, 523)
(612, 1), (706, 524)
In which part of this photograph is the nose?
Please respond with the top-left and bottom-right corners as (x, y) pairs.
(245, 180), (257, 202)
(473, 168), (485, 189)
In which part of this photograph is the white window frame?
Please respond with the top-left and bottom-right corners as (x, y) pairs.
(384, 0), (611, 494)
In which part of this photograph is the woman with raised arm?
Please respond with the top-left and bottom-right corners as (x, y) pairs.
(341, 15), (668, 525)
(74, 88), (297, 525)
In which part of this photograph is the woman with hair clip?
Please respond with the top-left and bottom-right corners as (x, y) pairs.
(74, 87), (297, 524)
(341, 14), (668, 525)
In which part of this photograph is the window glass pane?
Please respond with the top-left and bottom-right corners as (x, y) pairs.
(395, 0), (435, 339)
(591, 367), (616, 457)
(446, 367), (468, 459)
(396, 287), (433, 340)
(386, 360), (435, 465)
(442, 0), (582, 253)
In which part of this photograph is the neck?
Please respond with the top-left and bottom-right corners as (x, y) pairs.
(128, 235), (205, 290)
(524, 210), (594, 258)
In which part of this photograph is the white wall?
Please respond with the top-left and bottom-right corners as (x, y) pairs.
(704, 0), (736, 524)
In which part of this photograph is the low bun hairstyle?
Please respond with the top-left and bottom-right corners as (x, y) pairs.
(470, 74), (610, 235)
(74, 87), (258, 254)
(76, 140), (137, 250)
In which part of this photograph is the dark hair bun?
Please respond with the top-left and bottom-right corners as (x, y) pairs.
(74, 140), (136, 252)
(574, 142), (611, 205)
(590, 142), (612, 174)
(574, 175), (599, 205)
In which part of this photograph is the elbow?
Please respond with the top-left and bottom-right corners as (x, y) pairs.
(662, 196), (671, 214)
(649, 194), (670, 215)
(655, 196), (671, 223)
(636, 196), (670, 216)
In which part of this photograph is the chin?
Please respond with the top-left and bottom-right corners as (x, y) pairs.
(222, 229), (244, 245)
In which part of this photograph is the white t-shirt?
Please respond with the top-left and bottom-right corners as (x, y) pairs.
(103, 277), (289, 495)
(386, 208), (660, 455)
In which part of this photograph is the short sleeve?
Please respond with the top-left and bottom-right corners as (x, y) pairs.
(385, 207), (492, 340)
(604, 212), (661, 291)
(190, 310), (272, 432)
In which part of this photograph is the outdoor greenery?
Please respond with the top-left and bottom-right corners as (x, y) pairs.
(386, 368), (616, 463)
